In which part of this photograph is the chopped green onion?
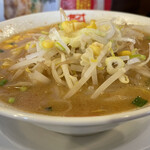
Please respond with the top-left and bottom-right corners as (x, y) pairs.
(130, 54), (146, 60)
(0, 49), (4, 53)
(45, 106), (52, 111)
(0, 79), (8, 86)
(139, 55), (146, 60)
(8, 97), (15, 104)
(20, 86), (28, 92)
(132, 96), (148, 107)
(55, 42), (66, 52)
(110, 48), (115, 56)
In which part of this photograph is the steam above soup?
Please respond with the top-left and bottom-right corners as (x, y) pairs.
(0, 10), (150, 116)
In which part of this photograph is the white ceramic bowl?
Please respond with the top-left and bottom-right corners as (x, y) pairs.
(0, 10), (150, 135)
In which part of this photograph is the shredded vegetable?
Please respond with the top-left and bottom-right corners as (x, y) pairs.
(91, 67), (128, 99)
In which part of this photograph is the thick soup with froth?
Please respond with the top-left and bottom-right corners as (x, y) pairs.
(0, 16), (150, 117)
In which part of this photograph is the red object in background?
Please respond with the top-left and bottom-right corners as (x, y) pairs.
(104, 0), (112, 10)
(61, 0), (76, 9)
(90, 0), (95, 9)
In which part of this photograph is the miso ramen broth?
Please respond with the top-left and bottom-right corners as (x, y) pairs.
(0, 17), (150, 117)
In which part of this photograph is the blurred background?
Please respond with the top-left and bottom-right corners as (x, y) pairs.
(0, 0), (150, 22)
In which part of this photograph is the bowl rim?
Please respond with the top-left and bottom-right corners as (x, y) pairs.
(0, 104), (150, 126)
(1, 10), (150, 126)
(1, 9), (150, 27)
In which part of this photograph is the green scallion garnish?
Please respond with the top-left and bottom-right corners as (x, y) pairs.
(45, 106), (52, 111)
(132, 96), (148, 107)
(0, 79), (8, 86)
(0, 49), (4, 53)
(20, 86), (28, 92)
(8, 97), (15, 104)
(130, 54), (146, 60)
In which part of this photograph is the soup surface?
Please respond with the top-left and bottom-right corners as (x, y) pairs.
(0, 18), (150, 117)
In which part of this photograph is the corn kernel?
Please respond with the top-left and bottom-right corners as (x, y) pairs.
(61, 20), (86, 33)
(118, 50), (132, 56)
(25, 42), (36, 50)
(89, 42), (104, 56)
(41, 40), (54, 49)
(87, 20), (97, 29)
(61, 21), (74, 33)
